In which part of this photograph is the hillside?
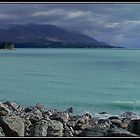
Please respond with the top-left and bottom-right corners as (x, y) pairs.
(0, 24), (122, 48)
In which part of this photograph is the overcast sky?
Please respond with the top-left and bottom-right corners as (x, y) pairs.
(0, 3), (140, 48)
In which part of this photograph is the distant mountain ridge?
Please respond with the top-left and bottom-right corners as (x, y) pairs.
(0, 23), (122, 48)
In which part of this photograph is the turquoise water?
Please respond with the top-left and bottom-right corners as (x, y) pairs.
(0, 48), (140, 115)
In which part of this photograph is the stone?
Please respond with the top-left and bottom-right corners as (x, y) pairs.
(63, 124), (74, 137)
(107, 127), (138, 137)
(120, 111), (139, 120)
(76, 116), (89, 125)
(34, 120), (48, 136)
(99, 112), (108, 114)
(43, 109), (57, 117)
(64, 107), (73, 114)
(108, 116), (120, 120)
(33, 108), (43, 119)
(78, 127), (108, 137)
(88, 118), (98, 128)
(0, 101), (11, 116)
(50, 112), (70, 123)
(24, 106), (34, 113)
(109, 119), (124, 128)
(82, 112), (92, 120)
(29, 113), (40, 124)
(128, 119), (140, 136)
(63, 130), (73, 137)
(97, 119), (111, 128)
(66, 120), (77, 128)
(74, 130), (82, 136)
(23, 118), (32, 136)
(3, 101), (18, 112)
(35, 103), (45, 112)
(0, 114), (24, 136)
(0, 127), (5, 136)
(47, 120), (64, 137)
(80, 124), (93, 130)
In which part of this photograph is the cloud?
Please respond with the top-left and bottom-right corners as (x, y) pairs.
(65, 11), (91, 19)
(0, 3), (140, 47)
(32, 9), (64, 16)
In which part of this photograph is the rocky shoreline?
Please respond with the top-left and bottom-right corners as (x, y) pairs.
(0, 101), (140, 137)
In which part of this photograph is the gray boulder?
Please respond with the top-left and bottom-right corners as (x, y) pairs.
(35, 103), (45, 112)
(24, 106), (34, 113)
(0, 114), (24, 136)
(47, 120), (64, 137)
(0, 101), (11, 116)
(120, 111), (139, 120)
(78, 127), (108, 137)
(50, 112), (70, 123)
(3, 101), (18, 112)
(0, 127), (5, 136)
(63, 124), (74, 137)
(107, 126), (138, 137)
(128, 119), (140, 136)
(34, 120), (48, 136)
(64, 107), (73, 114)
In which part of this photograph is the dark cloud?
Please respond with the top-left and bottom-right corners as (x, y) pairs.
(0, 3), (140, 47)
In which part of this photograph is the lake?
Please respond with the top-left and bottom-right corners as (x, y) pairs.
(0, 48), (140, 115)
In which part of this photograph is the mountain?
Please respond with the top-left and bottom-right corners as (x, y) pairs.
(0, 23), (122, 48)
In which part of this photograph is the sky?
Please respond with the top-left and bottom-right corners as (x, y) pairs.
(0, 3), (140, 48)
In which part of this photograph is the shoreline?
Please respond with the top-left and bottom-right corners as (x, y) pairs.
(0, 101), (140, 137)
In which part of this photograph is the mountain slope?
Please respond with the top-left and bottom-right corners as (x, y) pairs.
(0, 24), (121, 48)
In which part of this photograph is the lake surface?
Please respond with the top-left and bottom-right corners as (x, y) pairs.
(0, 48), (140, 115)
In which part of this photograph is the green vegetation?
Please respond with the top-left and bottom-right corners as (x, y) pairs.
(0, 42), (15, 49)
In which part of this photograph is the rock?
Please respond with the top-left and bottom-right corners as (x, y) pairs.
(83, 112), (92, 120)
(0, 114), (24, 136)
(34, 120), (48, 136)
(3, 101), (18, 112)
(35, 103), (45, 112)
(67, 115), (81, 127)
(97, 119), (111, 128)
(24, 106), (34, 113)
(92, 112), (112, 121)
(107, 127), (138, 137)
(99, 112), (108, 114)
(43, 109), (57, 117)
(0, 101), (11, 116)
(74, 130), (82, 136)
(120, 111), (139, 120)
(108, 117), (126, 128)
(0, 127), (5, 136)
(23, 118), (32, 136)
(50, 112), (70, 123)
(64, 107), (73, 114)
(88, 118), (98, 128)
(76, 115), (90, 125)
(78, 127), (108, 137)
(66, 120), (76, 128)
(110, 119), (125, 128)
(80, 124), (93, 130)
(29, 113), (40, 124)
(73, 114), (94, 130)
(108, 116), (120, 120)
(128, 119), (140, 136)
(47, 120), (64, 137)
(63, 124), (74, 137)
(63, 130), (73, 137)
(33, 108), (43, 119)
(74, 118), (94, 130)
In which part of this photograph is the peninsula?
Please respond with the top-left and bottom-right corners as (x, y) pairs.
(0, 42), (15, 50)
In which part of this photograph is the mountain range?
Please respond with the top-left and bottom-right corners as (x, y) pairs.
(0, 23), (122, 48)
